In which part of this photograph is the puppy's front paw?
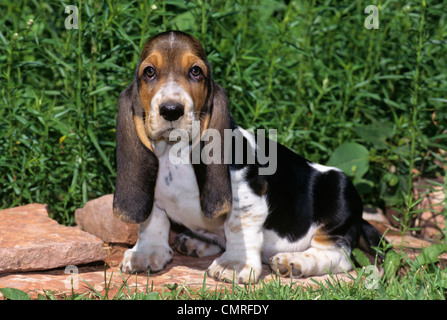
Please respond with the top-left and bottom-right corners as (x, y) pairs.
(119, 245), (173, 274)
(174, 232), (222, 257)
(269, 252), (304, 278)
(207, 253), (261, 284)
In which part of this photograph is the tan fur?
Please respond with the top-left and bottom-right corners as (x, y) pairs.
(137, 43), (210, 143)
(312, 228), (335, 247)
(133, 115), (154, 152)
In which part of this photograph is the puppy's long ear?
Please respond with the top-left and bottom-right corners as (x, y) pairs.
(193, 82), (232, 219)
(113, 82), (158, 224)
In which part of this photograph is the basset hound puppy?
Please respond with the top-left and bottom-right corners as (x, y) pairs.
(113, 31), (385, 284)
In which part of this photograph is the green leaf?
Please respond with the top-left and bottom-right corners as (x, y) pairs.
(354, 124), (391, 150)
(389, 174), (399, 187)
(352, 248), (370, 267)
(0, 288), (31, 300)
(170, 11), (195, 31)
(383, 250), (401, 280)
(415, 244), (447, 266)
(142, 292), (160, 300)
(89, 86), (115, 96)
(165, 283), (178, 291)
(87, 127), (115, 175)
(326, 142), (370, 178)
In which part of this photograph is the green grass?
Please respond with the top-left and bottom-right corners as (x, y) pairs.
(1, 0), (446, 228)
(0, 0), (446, 300)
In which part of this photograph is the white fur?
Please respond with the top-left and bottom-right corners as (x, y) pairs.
(207, 166), (268, 283)
(120, 204), (172, 273)
(262, 224), (318, 262)
(153, 140), (226, 244)
(150, 81), (194, 116)
(206, 129), (268, 282)
(148, 81), (195, 139)
(309, 162), (341, 173)
(174, 233), (222, 257)
(269, 246), (352, 278)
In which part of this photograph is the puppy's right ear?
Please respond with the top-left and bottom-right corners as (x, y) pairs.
(113, 82), (158, 224)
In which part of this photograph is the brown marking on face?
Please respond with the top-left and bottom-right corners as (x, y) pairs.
(180, 53), (208, 113)
(138, 52), (164, 78)
(138, 50), (167, 115)
(136, 33), (211, 141)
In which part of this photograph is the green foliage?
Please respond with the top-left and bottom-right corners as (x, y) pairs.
(0, 287), (31, 300)
(1, 0), (446, 227)
(351, 248), (371, 267)
(326, 142), (370, 179)
(383, 249), (401, 282)
(415, 244), (447, 267)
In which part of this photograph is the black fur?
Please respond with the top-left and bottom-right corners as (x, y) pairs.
(229, 131), (384, 258)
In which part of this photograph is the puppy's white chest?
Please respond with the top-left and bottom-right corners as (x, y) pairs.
(154, 143), (200, 215)
(153, 142), (224, 236)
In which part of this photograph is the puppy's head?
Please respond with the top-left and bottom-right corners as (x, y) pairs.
(136, 31), (213, 143)
(113, 31), (232, 223)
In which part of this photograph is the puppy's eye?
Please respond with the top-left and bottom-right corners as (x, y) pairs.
(143, 66), (156, 79)
(190, 66), (203, 79)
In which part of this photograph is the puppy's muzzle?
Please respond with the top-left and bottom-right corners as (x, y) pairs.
(159, 102), (184, 122)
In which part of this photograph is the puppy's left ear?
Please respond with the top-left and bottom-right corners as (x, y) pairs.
(113, 81), (158, 224)
(193, 82), (233, 219)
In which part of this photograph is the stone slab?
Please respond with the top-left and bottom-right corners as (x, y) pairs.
(0, 204), (107, 274)
(75, 194), (139, 245)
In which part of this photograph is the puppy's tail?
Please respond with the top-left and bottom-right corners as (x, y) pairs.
(358, 219), (388, 261)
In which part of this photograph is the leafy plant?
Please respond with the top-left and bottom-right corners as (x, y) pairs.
(0, 287), (31, 300)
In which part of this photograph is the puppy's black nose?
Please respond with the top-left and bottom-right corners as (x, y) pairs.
(159, 102), (184, 122)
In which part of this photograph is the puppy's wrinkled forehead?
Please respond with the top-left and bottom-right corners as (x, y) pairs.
(138, 31), (208, 75)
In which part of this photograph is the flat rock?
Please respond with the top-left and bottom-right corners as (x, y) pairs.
(0, 204), (106, 274)
(414, 178), (446, 241)
(0, 246), (356, 299)
(75, 194), (138, 245)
